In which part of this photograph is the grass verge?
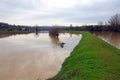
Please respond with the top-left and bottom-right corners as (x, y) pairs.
(53, 31), (120, 80)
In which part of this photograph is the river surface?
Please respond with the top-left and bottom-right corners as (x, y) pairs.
(0, 32), (81, 80)
(92, 31), (120, 49)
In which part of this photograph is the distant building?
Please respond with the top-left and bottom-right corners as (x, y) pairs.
(21, 28), (26, 31)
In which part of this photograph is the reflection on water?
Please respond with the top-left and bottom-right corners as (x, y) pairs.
(34, 31), (39, 38)
(0, 32), (81, 80)
(0, 32), (30, 39)
(49, 34), (60, 48)
(49, 33), (66, 48)
(69, 32), (80, 37)
(0, 34), (11, 38)
(92, 31), (120, 49)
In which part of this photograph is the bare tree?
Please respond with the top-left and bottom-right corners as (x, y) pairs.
(108, 14), (120, 26)
(108, 14), (120, 31)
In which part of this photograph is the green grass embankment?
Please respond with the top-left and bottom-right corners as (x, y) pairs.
(53, 31), (120, 80)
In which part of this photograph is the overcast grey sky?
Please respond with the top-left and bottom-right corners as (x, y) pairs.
(0, 0), (120, 26)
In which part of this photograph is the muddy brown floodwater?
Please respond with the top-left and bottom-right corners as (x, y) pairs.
(92, 31), (120, 49)
(0, 32), (82, 80)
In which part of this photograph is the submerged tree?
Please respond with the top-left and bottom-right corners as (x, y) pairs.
(49, 26), (59, 38)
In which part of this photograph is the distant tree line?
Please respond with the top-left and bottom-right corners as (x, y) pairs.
(0, 22), (35, 32)
(63, 13), (120, 32)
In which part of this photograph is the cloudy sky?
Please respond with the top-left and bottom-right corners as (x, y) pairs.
(0, 0), (120, 26)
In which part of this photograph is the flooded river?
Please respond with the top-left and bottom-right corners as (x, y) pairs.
(92, 31), (120, 49)
(0, 32), (81, 80)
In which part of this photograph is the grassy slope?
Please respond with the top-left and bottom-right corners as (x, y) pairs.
(53, 32), (120, 80)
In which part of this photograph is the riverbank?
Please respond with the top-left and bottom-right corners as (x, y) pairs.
(53, 31), (120, 80)
(0, 30), (31, 35)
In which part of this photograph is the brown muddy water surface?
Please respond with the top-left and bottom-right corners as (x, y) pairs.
(92, 31), (120, 49)
(0, 32), (82, 80)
